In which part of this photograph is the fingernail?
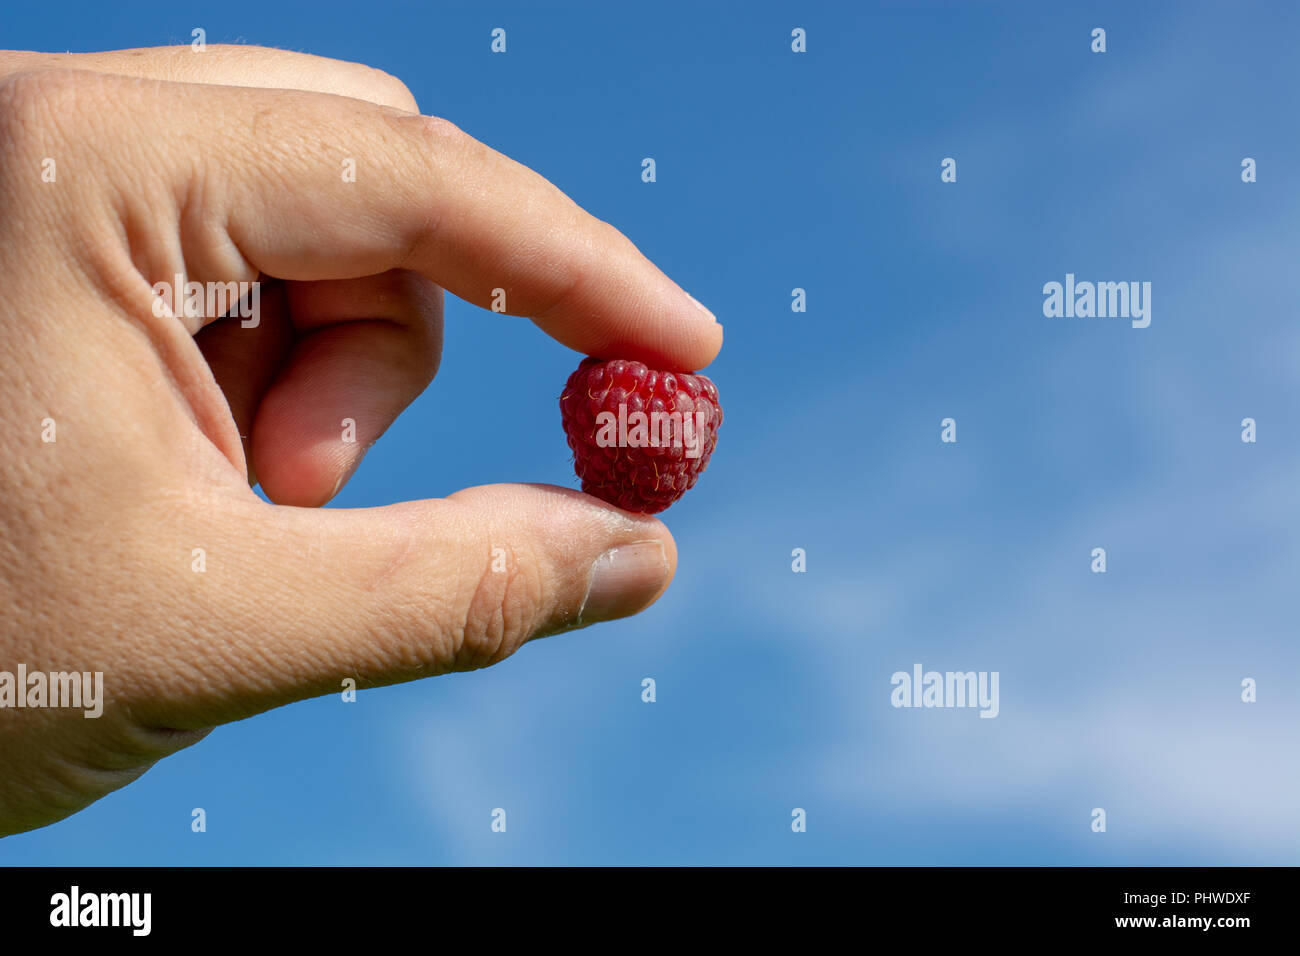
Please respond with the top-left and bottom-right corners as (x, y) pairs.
(685, 292), (718, 324)
(579, 541), (669, 625)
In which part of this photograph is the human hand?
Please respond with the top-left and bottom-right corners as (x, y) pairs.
(0, 45), (721, 835)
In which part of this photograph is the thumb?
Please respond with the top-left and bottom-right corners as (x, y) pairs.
(157, 484), (675, 729)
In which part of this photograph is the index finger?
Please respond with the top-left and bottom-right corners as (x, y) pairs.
(113, 74), (723, 371)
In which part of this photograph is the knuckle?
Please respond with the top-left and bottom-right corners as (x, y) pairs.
(386, 113), (473, 263)
(0, 69), (131, 200)
(404, 112), (469, 152)
(0, 67), (105, 121)
(451, 543), (546, 672)
(0, 69), (135, 251)
(0, 69), (82, 155)
(589, 213), (638, 258)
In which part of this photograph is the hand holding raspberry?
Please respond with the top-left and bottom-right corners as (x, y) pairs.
(0, 46), (723, 834)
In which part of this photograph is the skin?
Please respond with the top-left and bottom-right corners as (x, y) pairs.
(0, 46), (722, 836)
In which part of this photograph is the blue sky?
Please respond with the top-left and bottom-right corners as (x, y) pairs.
(3, 0), (1299, 864)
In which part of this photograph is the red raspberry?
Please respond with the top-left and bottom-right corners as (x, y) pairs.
(560, 357), (722, 514)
